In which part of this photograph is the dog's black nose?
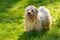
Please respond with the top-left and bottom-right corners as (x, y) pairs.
(28, 12), (31, 14)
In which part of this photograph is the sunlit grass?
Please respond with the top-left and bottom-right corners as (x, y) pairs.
(0, 0), (60, 40)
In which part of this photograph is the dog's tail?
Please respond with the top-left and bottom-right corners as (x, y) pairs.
(38, 6), (52, 27)
(38, 6), (50, 14)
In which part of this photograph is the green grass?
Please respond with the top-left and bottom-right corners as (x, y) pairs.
(0, 0), (60, 40)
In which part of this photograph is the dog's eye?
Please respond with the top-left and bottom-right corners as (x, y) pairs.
(27, 10), (29, 11)
(32, 10), (34, 12)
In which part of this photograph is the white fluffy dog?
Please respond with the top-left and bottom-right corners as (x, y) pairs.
(38, 6), (52, 30)
(24, 5), (42, 32)
(24, 5), (52, 32)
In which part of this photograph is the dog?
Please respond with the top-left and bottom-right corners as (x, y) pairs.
(24, 5), (42, 32)
(38, 6), (52, 30)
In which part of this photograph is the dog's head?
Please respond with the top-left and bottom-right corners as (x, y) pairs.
(25, 5), (38, 16)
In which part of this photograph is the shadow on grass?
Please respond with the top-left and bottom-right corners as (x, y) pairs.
(18, 30), (48, 40)
(0, 0), (23, 23)
(25, 0), (60, 7)
(0, 0), (21, 13)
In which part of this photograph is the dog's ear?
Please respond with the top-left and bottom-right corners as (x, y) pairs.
(35, 9), (38, 13)
(25, 6), (28, 14)
(25, 7), (27, 12)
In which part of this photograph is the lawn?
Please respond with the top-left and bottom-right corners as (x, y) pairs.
(0, 0), (60, 40)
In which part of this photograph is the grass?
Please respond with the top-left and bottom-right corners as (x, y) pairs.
(0, 0), (60, 40)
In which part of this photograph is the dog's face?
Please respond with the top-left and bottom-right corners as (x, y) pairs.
(25, 5), (38, 16)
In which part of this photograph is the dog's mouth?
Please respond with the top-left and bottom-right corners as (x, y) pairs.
(27, 13), (33, 18)
(27, 14), (32, 16)
(28, 12), (31, 15)
(27, 11), (34, 15)
(27, 12), (33, 16)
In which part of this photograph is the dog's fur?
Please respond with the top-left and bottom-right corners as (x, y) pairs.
(24, 5), (42, 32)
(38, 6), (52, 30)
(24, 6), (52, 32)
